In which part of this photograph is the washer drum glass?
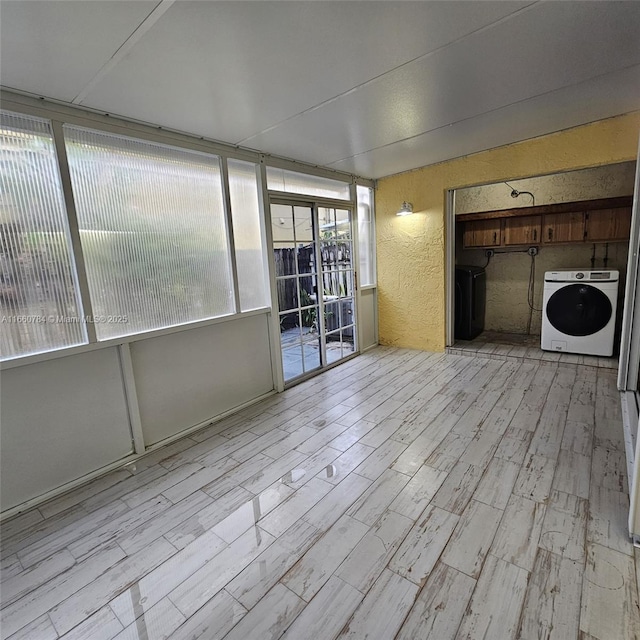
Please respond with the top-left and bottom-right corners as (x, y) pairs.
(546, 284), (612, 337)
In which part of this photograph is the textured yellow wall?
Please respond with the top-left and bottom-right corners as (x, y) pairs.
(455, 161), (635, 214)
(375, 112), (640, 351)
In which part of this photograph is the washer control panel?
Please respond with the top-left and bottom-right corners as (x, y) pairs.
(545, 270), (619, 283)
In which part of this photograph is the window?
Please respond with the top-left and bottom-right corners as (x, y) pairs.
(228, 159), (269, 311)
(266, 166), (350, 200)
(3, 109), (361, 360)
(64, 126), (234, 340)
(0, 112), (86, 360)
(357, 185), (376, 287)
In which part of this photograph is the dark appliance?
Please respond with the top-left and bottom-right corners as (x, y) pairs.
(455, 266), (486, 340)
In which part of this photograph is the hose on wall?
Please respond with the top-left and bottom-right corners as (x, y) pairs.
(526, 253), (543, 334)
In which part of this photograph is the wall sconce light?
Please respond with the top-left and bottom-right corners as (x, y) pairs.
(396, 201), (414, 216)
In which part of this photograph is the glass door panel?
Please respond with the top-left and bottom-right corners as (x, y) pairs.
(272, 204), (321, 382)
(276, 278), (298, 312)
(319, 207), (357, 367)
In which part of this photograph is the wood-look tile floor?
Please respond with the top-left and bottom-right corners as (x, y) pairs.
(2, 347), (639, 640)
(448, 330), (619, 370)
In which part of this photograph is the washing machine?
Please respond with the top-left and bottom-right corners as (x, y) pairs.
(541, 270), (619, 356)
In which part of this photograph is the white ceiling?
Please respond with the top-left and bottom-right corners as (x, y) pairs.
(2, 1), (639, 179)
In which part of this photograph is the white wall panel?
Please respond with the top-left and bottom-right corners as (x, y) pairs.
(359, 289), (378, 351)
(247, 3), (640, 168)
(0, 1), (156, 102)
(2, 2), (639, 181)
(77, 2), (523, 144)
(0, 348), (133, 512)
(329, 64), (640, 179)
(131, 314), (274, 446)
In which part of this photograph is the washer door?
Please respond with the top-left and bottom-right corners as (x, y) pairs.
(546, 284), (612, 336)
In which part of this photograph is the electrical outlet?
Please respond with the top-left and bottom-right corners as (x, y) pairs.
(485, 249), (495, 258)
(528, 247), (538, 256)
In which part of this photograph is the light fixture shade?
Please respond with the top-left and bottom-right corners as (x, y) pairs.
(396, 201), (413, 216)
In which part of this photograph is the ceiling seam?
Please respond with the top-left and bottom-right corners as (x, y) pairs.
(235, 0), (540, 145)
(324, 61), (640, 169)
(71, 0), (175, 105)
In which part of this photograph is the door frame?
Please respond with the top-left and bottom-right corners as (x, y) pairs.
(445, 188), (456, 347)
(265, 192), (360, 390)
(617, 135), (640, 542)
(618, 139), (640, 393)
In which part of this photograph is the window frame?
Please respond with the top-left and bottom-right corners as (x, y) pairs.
(356, 184), (377, 289)
(0, 91), (373, 370)
(225, 157), (271, 312)
(63, 123), (239, 340)
(265, 165), (352, 201)
(0, 113), (90, 359)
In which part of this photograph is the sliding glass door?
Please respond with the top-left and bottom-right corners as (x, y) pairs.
(318, 206), (357, 366)
(270, 201), (357, 383)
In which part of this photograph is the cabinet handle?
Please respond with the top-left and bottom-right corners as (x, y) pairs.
(548, 228), (553, 241)
(533, 229), (537, 242)
(493, 232), (497, 244)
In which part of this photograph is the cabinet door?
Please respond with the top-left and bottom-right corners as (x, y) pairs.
(585, 208), (632, 242)
(463, 220), (501, 248)
(543, 212), (585, 244)
(503, 215), (541, 246)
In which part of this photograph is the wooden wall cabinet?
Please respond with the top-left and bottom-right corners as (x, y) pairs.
(463, 219), (501, 248)
(457, 197), (632, 249)
(503, 215), (541, 246)
(543, 212), (585, 244)
(585, 207), (632, 242)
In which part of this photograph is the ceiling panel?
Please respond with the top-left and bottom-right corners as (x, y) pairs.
(0, 0), (158, 102)
(1, 1), (638, 180)
(77, 1), (529, 143)
(243, 2), (640, 167)
(328, 64), (640, 179)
